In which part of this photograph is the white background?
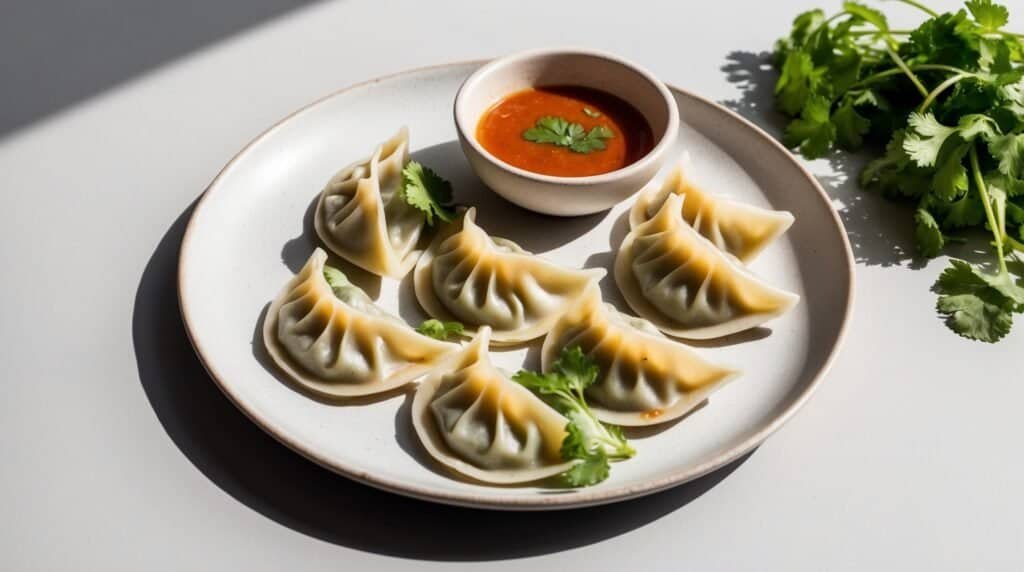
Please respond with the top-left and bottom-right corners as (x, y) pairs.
(1, 0), (1021, 569)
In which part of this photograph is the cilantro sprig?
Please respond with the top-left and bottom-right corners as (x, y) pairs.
(400, 161), (456, 226)
(522, 116), (615, 153)
(415, 318), (464, 341)
(771, 0), (1024, 342)
(513, 346), (635, 487)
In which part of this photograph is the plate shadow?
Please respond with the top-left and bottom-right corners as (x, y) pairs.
(132, 201), (754, 562)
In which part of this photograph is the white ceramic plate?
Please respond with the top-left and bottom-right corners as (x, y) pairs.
(178, 62), (854, 510)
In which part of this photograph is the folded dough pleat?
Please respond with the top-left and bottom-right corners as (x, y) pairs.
(616, 193), (799, 339)
(543, 286), (739, 425)
(630, 158), (794, 263)
(263, 248), (456, 398)
(314, 127), (426, 278)
(411, 327), (575, 483)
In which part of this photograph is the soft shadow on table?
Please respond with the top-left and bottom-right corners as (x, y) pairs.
(719, 50), (934, 269)
(132, 203), (753, 562)
(1, 0), (324, 137)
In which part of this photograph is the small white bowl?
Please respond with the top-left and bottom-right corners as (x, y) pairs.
(454, 48), (679, 216)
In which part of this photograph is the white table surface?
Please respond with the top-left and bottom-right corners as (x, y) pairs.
(2, 0), (1021, 569)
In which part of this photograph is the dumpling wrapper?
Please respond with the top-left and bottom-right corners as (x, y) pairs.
(411, 327), (576, 484)
(630, 157), (794, 263)
(543, 286), (739, 426)
(263, 248), (457, 398)
(616, 193), (799, 339)
(414, 208), (604, 345)
(314, 127), (426, 278)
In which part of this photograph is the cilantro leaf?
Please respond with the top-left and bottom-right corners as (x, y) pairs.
(774, 9), (826, 65)
(932, 142), (969, 201)
(966, 0), (1009, 32)
(400, 161), (455, 226)
(415, 319), (464, 341)
(907, 10), (979, 70)
(523, 116), (573, 145)
(523, 116), (614, 154)
(512, 346), (634, 487)
(988, 133), (1024, 180)
(940, 192), (986, 229)
(904, 113), (959, 167)
(936, 293), (1013, 342)
(935, 259), (1024, 342)
(914, 208), (945, 257)
(934, 259), (1023, 342)
(560, 447), (609, 487)
(957, 114), (999, 142)
(834, 95), (871, 149)
(570, 126), (615, 153)
(843, 1), (888, 32)
(775, 51), (825, 116)
(783, 94), (836, 158)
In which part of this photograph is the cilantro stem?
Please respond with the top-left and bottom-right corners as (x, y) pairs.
(1005, 235), (1024, 254)
(851, 64), (972, 89)
(847, 11), (928, 98)
(969, 144), (1008, 275)
(917, 72), (972, 113)
(822, 11), (849, 26)
(885, 46), (929, 98)
(889, 0), (937, 18)
(848, 29), (913, 36)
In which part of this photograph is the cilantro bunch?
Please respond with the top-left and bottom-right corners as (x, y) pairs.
(513, 347), (635, 487)
(773, 0), (1024, 341)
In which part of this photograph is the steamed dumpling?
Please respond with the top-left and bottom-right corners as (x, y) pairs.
(543, 286), (739, 426)
(263, 248), (456, 398)
(411, 327), (575, 484)
(414, 208), (604, 345)
(314, 127), (425, 278)
(630, 158), (794, 262)
(616, 193), (799, 339)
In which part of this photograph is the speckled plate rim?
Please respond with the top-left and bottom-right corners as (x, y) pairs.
(177, 60), (856, 511)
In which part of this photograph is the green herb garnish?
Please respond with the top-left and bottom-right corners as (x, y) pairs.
(416, 318), (464, 341)
(522, 116), (615, 154)
(582, 107), (602, 118)
(513, 346), (634, 487)
(400, 161), (455, 226)
(771, 0), (1024, 342)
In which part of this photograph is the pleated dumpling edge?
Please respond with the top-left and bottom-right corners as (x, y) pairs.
(542, 286), (740, 426)
(616, 193), (799, 340)
(263, 248), (457, 398)
(413, 208), (605, 345)
(314, 127), (426, 278)
(411, 327), (576, 484)
(629, 157), (794, 263)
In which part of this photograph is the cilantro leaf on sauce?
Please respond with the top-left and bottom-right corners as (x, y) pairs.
(522, 116), (615, 154)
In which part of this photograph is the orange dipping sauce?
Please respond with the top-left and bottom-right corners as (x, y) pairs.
(476, 86), (654, 178)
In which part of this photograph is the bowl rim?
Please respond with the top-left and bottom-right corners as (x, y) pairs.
(453, 47), (680, 186)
